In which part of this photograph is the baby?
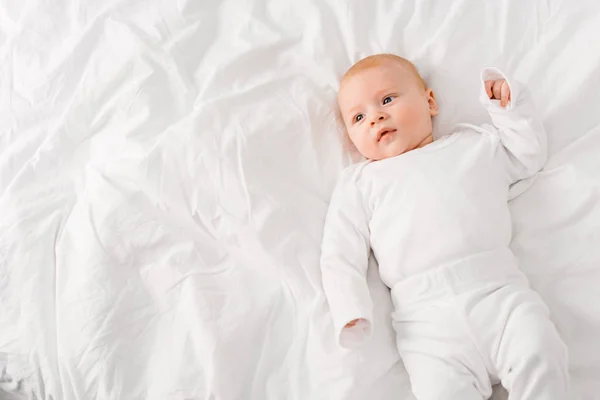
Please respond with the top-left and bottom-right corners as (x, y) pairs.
(320, 54), (569, 400)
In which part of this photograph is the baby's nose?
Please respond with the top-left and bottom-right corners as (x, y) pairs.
(370, 115), (385, 126)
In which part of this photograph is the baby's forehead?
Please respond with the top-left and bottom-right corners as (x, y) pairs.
(339, 55), (426, 96)
(338, 62), (413, 98)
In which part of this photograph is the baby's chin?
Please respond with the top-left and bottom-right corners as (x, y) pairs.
(369, 135), (433, 160)
(369, 143), (409, 161)
(367, 148), (406, 161)
(354, 137), (410, 161)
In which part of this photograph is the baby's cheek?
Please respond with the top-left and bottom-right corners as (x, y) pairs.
(349, 131), (371, 155)
(396, 103), (416, 123)
(407, 104), (428, 127)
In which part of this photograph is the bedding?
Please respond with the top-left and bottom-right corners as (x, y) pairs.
(1, 0), (600, 399)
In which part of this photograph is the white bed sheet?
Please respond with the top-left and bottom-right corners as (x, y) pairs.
(1, 0), (600, 399)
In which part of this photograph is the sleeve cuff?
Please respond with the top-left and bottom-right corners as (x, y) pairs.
(333, 308), (373, 349)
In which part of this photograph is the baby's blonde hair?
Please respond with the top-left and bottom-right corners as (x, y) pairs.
(340, 53), (427, 90)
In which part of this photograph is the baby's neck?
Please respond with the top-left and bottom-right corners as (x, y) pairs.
(415, 134), (434, 149)
(366, 133), (435, 162)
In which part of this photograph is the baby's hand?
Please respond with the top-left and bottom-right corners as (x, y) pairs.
(485, 79), (511, 107)
(345, 319), (359, 328)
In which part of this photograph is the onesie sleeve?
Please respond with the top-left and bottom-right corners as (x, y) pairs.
(479, 68), (548, 197)
(320, 166), (373, 349)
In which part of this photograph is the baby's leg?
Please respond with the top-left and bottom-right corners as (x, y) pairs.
(399, 351), (487, 400)
(394, 302), (492, 400)
(489, 288), (569, 400)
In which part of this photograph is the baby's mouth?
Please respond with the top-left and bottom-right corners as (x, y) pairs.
(377, 128), (396, 141)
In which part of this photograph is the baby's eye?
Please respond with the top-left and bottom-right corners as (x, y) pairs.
(383, 96), (395, 105)
(353, 114), (364, 123)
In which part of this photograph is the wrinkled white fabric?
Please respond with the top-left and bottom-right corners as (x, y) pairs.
(2, 1), (600, 400)
(321, 69), (547, 346)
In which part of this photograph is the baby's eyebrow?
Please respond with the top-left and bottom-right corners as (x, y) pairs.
(344, 103), (365, 115)
(374, 87), (397, 97)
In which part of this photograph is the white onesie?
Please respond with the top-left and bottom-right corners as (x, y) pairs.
(321, 69), (569, 400)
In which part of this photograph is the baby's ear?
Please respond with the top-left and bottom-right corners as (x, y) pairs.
(427, 89), (439, 116)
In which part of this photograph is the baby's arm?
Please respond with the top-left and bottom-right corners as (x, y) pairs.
(320, 168), (373, 349)
(480, 68), (548, 196)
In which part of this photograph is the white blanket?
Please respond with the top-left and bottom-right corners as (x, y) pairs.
(1, 0), (599, 399)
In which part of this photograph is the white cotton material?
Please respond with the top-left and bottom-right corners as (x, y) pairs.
(3, 2), (600, 398)
(390, 257), (569, 400)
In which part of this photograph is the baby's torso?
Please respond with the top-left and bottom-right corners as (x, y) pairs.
(356, 128), (514, 286)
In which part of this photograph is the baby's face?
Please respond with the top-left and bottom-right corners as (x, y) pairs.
(338, 62), (438, 160)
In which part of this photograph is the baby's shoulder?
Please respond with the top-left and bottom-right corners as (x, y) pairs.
(445, 123), (502, 149)
(451, 122), (499, 139)
(339, 161), (371, 183)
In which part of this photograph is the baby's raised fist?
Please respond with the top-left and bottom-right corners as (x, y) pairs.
(485, 79), (511, 108)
